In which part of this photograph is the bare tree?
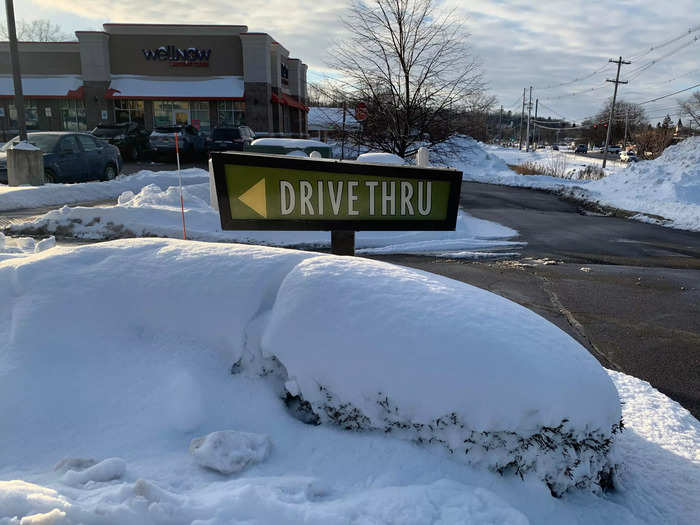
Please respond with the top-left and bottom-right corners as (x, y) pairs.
(581, 99), (647, 145)
(680, 91), (700, 127)
(328, 0), (485, 158)
(0, 19), (70, 42)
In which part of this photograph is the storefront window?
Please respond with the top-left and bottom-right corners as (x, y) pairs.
(153, 101), (210, 134)
(9, 100), (40, 130)
(58, 100), (87, 131)
(217, 101), (246, 128)
(115, 100), (144, 125)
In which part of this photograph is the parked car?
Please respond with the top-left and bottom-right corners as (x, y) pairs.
(149, 125), (205, 158)
(606, 145), (621, 154)
(91, 122), (150, 161)
(0, 132), (122, 184)
(575, 144), (588, 154)
(620, 150), (638, 163)
(206, 126), (255, 152)
(552, 144), (559, 150)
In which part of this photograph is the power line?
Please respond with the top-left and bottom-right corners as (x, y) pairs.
(636, 82), (700, 104)
(627, 24), (700, 61)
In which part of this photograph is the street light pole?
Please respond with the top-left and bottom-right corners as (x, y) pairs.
(4, 0), (27, 141)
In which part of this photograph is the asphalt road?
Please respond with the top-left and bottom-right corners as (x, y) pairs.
(375, 182), (700, 419)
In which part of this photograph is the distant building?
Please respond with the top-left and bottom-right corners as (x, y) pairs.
(0, 24), (308, 138)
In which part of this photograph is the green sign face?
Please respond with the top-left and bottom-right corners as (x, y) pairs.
(211, 152), (462, 231)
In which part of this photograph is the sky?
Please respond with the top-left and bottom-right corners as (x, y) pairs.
(5, 0), (699, 126)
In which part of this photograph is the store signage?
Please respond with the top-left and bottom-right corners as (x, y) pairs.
(211, 152), (462, 231)
(142, 46), (211, 66)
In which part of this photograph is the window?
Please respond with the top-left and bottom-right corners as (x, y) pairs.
(114, 100), (144, 125)
(58, 135), (79, 153)
(190, 101), (210, 134)
(9, 100), (40, 130)
(217, 101), (246, 127)
(153, 101), (209, 133)
(58, 100), (87, 131)
(76, 134), (99, 152)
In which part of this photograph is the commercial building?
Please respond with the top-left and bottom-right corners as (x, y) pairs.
(0, 24), (308, 139)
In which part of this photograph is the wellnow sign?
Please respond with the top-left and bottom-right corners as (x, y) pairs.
(142, 46), (212, 67)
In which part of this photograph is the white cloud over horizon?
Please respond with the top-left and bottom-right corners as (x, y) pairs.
(6, 0), (700, 125)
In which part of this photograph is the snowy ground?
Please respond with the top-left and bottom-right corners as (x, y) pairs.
(0, 168), (209, 212)
(451, 136), (700, 232)
(6, 181), (523, 258)
(0, 239), (697, 524)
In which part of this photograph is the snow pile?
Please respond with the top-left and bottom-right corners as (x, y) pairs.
(574, 137), (700, 230)
(0, 167), (209, 211)
(264, 256), (621, 495)
(356, 152), (406, 165)
(7, 183), (522, 257)
(452, 138), (700, 231)
(0, 239), (618, 495)
(0, 239), (698, 523)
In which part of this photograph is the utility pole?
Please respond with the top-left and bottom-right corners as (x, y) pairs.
(525, 86), (532, 152)
(623, 107), (629, 148)
(518, 88), (525, 150)
(5, 0), (27, 141)
(534, 98), (539, 147)
(498, 105), (503, 142)
(602, 56), (630, 168)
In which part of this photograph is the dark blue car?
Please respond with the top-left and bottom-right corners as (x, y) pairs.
(0, 132), (123, 184)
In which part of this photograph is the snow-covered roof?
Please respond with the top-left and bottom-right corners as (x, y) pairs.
(106, 75), (244, 100)
(308, 107), (360, 131)
(0, 75), (83, 98)
(250, 138), (328, 148)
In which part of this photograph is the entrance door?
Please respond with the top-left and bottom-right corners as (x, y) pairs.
(173, 109), (190, 126)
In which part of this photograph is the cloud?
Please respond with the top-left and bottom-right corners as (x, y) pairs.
(22, 0), (700, 121)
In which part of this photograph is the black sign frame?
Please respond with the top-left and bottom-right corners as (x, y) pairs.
(211, 151), (462, 231)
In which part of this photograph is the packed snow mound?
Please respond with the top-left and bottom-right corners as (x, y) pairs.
(251, 138), (327, 148)
(356, 152), (406, 165)
(0, 239), (619, 496)
(0, 240), (698, 523)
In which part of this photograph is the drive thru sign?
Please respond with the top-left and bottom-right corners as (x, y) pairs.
(210, 152), (462, 232)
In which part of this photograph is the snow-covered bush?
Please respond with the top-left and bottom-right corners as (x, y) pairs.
(0, 239), (621, 500)
(262, 256), (622, 495)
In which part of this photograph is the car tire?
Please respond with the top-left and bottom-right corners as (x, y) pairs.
(44, 169), (56, 183)
(103, 163), (117, 181)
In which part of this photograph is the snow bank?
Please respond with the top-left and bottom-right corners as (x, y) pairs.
(8, 183), (522, 257)
(453, 137), (700, 231)
(0, 239), (697, 523)
(0, 167), (209, 212)
(575, 137), (700, 231)
(0, 239), (618, 496)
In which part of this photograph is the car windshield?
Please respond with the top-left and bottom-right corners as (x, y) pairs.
(92, 125), (128, 138)
(213, 129), (242, 140)
(1, 134), (61, 153)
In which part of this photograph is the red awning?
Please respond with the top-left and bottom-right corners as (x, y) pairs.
(271, 92), (308, 112)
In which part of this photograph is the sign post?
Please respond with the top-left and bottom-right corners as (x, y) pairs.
(210, 152), (462, 255)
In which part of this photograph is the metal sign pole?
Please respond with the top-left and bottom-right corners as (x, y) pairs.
(5, 0), (26, 141)
(331, 231), (355, 256)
